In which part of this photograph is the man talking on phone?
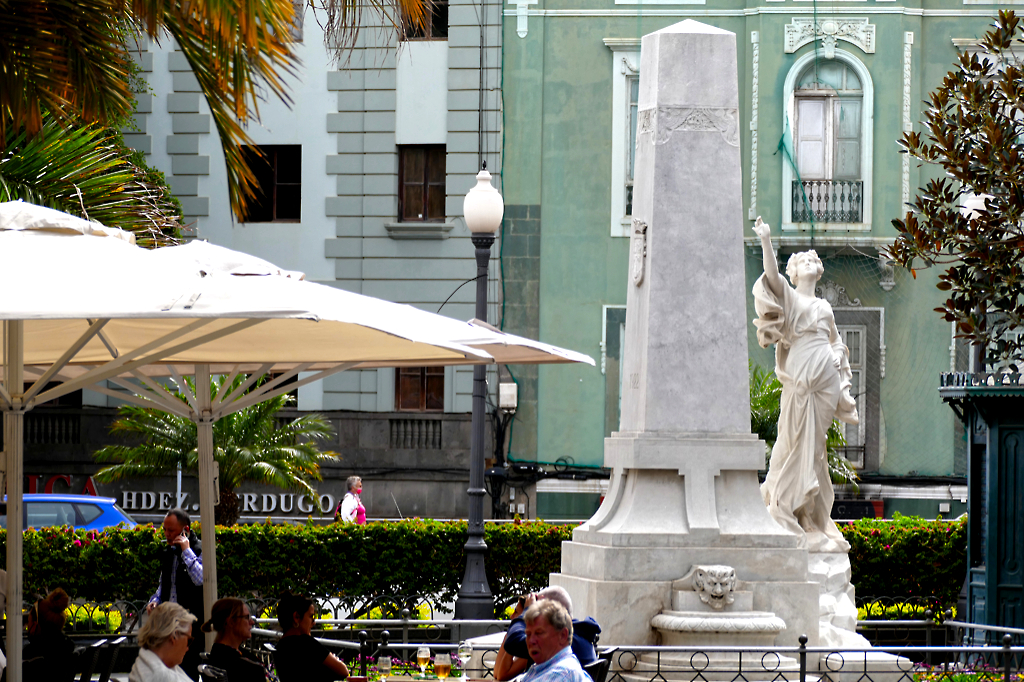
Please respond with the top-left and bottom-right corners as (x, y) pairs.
(146, 508), (204, 679)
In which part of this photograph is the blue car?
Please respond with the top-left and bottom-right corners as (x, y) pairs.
(0, 494), (137, 531)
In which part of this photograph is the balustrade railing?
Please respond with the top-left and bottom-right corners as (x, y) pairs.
(792, 179), (863, 223)
(390, 418), (443, 449)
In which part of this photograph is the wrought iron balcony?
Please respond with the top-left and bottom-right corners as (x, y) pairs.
(792, 179), (863, 223)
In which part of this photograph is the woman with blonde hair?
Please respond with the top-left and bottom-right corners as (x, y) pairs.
(201, 597), (267, 682)
(130, 602), (197, 682)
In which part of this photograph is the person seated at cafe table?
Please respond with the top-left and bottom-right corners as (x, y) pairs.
(23, 587), (77, 682)
(201, 597), (268, 682)
(516, 601), (591, 682)
(274, 593), (350, 682)
(494, 587), (601, 681)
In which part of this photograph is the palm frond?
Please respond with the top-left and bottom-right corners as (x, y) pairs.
(157, 0), (301, 220)
(0, 0), (136, 141)
(0, 119), (182, 245)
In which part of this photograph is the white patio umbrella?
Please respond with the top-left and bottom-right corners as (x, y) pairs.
(0, 201), (593, 681)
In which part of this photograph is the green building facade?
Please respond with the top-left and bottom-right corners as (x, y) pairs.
(499, 0), (1000, 518)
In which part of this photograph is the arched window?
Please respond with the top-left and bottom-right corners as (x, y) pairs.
(782, 50), (873, 230)
(795, 61), (862, 182)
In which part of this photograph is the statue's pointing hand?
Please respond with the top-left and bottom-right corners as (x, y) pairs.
(752, 217), (770, 240)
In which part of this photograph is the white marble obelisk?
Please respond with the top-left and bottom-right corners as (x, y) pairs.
(552, 20), (820, 646)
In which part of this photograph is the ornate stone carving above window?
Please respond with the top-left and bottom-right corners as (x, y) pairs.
(816, 279), (861, 308)
(784, 18), (876, 59)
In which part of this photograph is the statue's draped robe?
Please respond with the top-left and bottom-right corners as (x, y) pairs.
(753, 274), (858, 551)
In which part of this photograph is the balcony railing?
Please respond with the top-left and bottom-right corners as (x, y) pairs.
(390, 418), (442, 449)
(792, 179), (863, 223)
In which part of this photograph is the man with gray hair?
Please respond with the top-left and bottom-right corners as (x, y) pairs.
(518, 600), (591, 682)
(494, 587), (601, 680)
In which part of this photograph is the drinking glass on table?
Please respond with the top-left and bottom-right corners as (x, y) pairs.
(457, 641), (472, 680)
(434, 653), (452, 680)
(417, 647), (431, 677)
(378, 656), (392, 682)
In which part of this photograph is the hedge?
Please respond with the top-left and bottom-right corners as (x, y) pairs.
(840, 513), (968, 608)
(2, 515), (965, 614)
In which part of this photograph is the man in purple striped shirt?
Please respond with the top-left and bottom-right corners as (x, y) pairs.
(147, 508), (204, 679)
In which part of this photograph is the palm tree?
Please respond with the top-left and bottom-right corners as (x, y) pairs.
(749, 361), (858, 488)
(0, 0), (429, 222)
(93, 375), (339, 525)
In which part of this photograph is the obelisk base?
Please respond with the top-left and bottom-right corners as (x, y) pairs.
(552, 431), (822, 647)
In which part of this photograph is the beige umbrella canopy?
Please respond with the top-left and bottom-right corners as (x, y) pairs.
(0, 201), (592, 681)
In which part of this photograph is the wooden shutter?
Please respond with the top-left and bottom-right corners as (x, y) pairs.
(833, 99), (861, 180)
(796, 98), (827, 180)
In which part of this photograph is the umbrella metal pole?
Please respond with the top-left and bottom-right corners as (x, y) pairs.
(454, 234), (495, 620)
(196, 364), (218, 651)
(4, 321), (24, 682)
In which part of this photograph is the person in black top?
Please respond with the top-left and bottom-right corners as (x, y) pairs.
(23, 587), (77, 681)
(201, 598), (268, 682)
(274, 594), (349, 682)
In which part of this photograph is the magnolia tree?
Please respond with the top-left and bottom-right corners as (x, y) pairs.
(891, 10), (1024, 369)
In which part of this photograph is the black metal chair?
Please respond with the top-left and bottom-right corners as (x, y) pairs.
(94, 636), (127, 682)
(198, 663), (230, 681)
(77, 638), (108, 682)
(583, 658), (611, 682)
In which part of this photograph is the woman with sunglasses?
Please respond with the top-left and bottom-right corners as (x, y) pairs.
(130, 602), (196, 682)
(201, 597), (268, 682)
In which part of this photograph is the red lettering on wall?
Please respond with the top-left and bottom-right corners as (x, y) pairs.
(80, 478), (98, 496)
(27, 475), (41, 494)
(44, 475), (71, 494)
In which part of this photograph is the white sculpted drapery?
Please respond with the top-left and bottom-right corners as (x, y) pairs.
(751, 218), (859, 553)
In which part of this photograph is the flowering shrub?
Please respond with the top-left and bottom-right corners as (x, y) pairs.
(841, 513), (967, 609)
(0, 520), (575, 615)
(214, 519), (576, 615)
(65, 603), (125, 633)
(858, 602), (957, 623)
(915, 666), (1023, 682)
(0, 516), (964, 616)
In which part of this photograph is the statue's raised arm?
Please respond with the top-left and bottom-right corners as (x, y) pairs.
(752, 217), (784, 299)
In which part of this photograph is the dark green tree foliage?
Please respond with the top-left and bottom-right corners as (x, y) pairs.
(891, 10), (1024, 365)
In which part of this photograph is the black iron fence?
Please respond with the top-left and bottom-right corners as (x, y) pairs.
(45, 594), (1024, 682)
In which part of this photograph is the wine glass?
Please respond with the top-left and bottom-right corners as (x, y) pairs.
(378, 656), (392, 682)
(417, 647), (431, 677)
(457, 641), (472, 680)
(434, 653), (452, 681)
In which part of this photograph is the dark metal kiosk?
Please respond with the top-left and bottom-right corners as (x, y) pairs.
(940, 372), (1024, 635)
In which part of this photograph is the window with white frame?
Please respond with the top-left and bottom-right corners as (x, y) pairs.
(605, 40), (640, 237)
(783, 51), (873, 231)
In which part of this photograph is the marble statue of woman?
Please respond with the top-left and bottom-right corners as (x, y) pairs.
(751, 217), (859, 553)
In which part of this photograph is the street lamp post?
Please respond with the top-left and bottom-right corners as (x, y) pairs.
(454, 163), (504, 619)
